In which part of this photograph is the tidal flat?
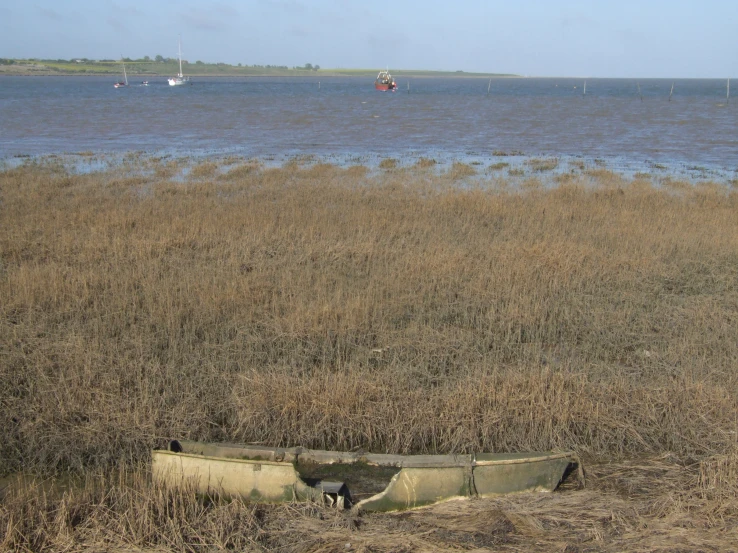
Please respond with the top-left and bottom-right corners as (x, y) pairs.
(1, 157), (737, 552)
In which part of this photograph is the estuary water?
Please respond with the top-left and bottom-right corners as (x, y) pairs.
(0, 75), (736, 175)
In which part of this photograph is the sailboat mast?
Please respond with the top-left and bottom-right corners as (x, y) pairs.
(120, 55), (128, 86)
(178, 36), (183, 78)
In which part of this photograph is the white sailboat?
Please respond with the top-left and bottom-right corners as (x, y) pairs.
(114, 57), (128, 88)
(168, 36), (190, 86)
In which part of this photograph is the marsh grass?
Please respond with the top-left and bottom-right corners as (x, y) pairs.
(189, 161), (219, 179)
(2, 455), (737, 552)
(415, 157), (437, 169)
(2, 160), (738, 471)
(525, 157), (559, 172)
(2, 160), (738, 549)
(0, 471), (264, 552)
(446, 161), (476, 178)
(153, 159), (181, 179)
(221, 161), (262, 180)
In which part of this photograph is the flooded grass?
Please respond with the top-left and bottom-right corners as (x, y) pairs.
(447, 161), (476, 178)
(525, 157), (559, 172)
(1, 159), (738, 551)
(415, 157), (437, 169)
(189, 160), (220, 179)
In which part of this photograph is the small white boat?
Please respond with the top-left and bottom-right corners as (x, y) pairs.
(168, 36), (190, 86)
(113, 58), (128, 88)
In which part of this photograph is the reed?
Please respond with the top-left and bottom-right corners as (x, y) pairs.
(2, 457), (737, 552)
(1, 158), (738, 550)
(378, 158), (398, 170)
(525, 157), (559, 172)
(2, 160), (738, 474)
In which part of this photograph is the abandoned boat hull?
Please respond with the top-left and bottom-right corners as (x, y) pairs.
(473, 452), (576, 497)
(152, 450), (320, 503)
(152, 440), (581, 512)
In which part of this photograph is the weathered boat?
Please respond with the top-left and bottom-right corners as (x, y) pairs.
(152, 440), (583, 512)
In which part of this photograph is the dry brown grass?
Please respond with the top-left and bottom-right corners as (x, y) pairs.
(525, 158), (559, 173)
(415, 157), (437, 169)
(2, 159), (738, 550)
(446, 161), (476, 178)
(153, 159), (180, 179)
(189, 161), (219, 179)
(2, 455), (738, 552)
(221, 161), (261, 181)
(487, 161), (510, 171)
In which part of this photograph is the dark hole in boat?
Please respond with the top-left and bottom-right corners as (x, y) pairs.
(557, 461), (585, 490)
(302, 479), (352, 508)
(296, 462), (400, 502)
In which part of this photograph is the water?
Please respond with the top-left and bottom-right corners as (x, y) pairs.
(0, 76), (736, 176)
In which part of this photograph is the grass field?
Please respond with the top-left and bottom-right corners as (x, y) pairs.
(1, 158), (737, 551)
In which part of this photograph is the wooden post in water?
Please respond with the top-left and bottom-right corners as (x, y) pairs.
(408, 81), (410, 94)
(637, 82), (643, 102)
(583, 80), (586, 96)
(318, 81), (320, 90)
(487, 78), (491, 96)
(669, 82), (674, 102)
(728, 78), (731, 104)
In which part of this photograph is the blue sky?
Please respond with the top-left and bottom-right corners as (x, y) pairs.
(1, 0), (736, 77)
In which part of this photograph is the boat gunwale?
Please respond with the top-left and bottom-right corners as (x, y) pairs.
(153, 449), (298, 468)
(165, 440), (579, 468)
(473, 452), (578, 466)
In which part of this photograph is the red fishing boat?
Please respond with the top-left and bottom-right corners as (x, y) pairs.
(374, 69), (397, 91)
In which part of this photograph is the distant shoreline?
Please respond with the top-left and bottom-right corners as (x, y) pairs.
(0, 60), (516, 79)
(0, 72), (518, 79)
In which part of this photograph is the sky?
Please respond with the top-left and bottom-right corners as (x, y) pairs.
(1, 0), (736, 78)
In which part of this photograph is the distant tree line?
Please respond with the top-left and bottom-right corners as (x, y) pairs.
(7, 57), (320, 70)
